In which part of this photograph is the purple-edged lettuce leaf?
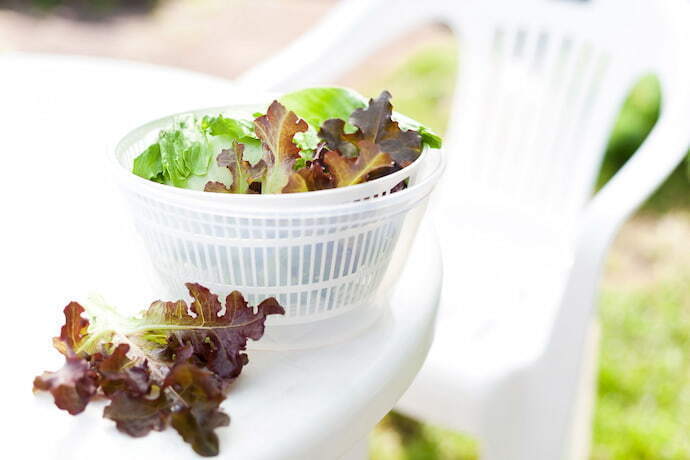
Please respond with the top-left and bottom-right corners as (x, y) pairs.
(166, 362), (230, 456)
(34, 284), (285, 457)
(320, 91), (423, 168)
(143, 283), (284, 381)
(33, 302), (99, 415)
(103, 386), (169, 437)
(204, 142), (266, 194)
(33, 355), (99, 415)
(323, 141), (394, 187)
(253, 101), (309, 194)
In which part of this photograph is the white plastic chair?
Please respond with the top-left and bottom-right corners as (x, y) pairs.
(237, 0), (690, 458)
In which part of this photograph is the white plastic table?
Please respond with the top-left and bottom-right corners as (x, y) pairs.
(0, 54), (442, 459)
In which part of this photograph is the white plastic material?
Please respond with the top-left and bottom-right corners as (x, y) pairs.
(113, 104), (443, 348)
(238, 0), (690, 458)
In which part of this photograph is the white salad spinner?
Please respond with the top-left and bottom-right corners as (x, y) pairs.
(112, 104), (444, 349)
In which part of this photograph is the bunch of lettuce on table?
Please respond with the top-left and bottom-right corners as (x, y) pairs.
(34, 284), (284, 457)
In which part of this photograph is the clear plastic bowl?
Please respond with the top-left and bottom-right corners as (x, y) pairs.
(112, 104), (444, 349)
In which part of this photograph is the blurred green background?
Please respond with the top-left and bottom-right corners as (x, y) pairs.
(3, 1), (689, 459)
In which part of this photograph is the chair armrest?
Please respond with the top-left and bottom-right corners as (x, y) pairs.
(577, 0), (690, 265)
(582, 105), (689, 252)
(560, 69), (690, 327)
(532, 53), (690, 459)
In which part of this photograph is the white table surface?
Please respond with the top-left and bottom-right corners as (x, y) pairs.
(0, 53), (442, 459)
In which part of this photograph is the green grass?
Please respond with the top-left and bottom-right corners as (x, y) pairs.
(361, 34), (690, 460)
(371, 412), (479, 460)
(594, 273), (690, 460)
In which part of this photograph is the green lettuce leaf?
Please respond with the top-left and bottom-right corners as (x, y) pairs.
(293, 127), (320, 152)
(132, 115), (263, 190)
(279, 87), (366, 131)
(132, 143), (164, 183)
(293, 128), (320, 169)
(202, 115), (256, 140)
(202, 114), (263, 162)
(158, 119), (215, 187)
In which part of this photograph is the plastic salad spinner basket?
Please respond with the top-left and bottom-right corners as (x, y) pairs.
(113, 104), (444, 349)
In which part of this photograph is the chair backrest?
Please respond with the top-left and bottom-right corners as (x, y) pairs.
(238, 0), (678, 234)
(437, 0), (656, 230)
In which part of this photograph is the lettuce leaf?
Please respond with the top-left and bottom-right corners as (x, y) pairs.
(34, 284), (285, 457)
(279, 87), (366, 131)
(253, 101), (309, 194)
(143, 284), (284, 380)
(293, 128), (319, 151)
(33, 355), (98, 415)
(320, 91), (423, 168)
(131, 119), (217, 188)
(202, 114), (263, 165)
(132, 143), (164, 183)
(296, 159), (335, 192)
(279, 87), (442, 149)
(204, 142), (265, 194)
(202, 115), (256, 140)
(103, 382), (169, 437)
(394, 115), (443, 149)
(167, 363), (230, 456)
(132, 115), (264, 189)
(159, 120), (216, 187)
(323, 141), (394, 187)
